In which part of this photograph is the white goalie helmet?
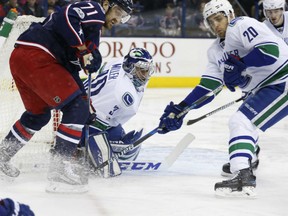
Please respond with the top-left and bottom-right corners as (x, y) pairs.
(263, 0), (286, 18)
(203, 0), (234, 33)
(122, 48), (154, 92)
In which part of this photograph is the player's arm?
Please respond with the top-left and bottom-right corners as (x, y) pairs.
(55, 1), (104, 73)
(181, 76), (223, 109)
(158, 76), (223, 134)
(224, 18), (279, 91)
(55, 1), (104, 49)
(241, 43), (279, 67)
(226, 18), (279, 68)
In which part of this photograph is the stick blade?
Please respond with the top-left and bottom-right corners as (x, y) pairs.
(161, 133), (195, 169)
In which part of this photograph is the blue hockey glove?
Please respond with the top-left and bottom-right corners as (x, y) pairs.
(110, 129), (143, 161)
(121, 129), (143, 144)
(0, 198), (35, 216)
(84, 49), (102, 74)
(158, 102), (186, 134)
(224, 55), (247, 92)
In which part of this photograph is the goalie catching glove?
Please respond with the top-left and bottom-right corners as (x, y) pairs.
(109, 128), (143, 161)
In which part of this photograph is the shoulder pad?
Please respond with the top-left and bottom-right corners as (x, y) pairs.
(229, 17), (244, 27)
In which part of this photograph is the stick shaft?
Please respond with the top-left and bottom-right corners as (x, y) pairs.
(187, 97), (243, 125)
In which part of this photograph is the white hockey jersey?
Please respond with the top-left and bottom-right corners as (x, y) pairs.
(263, 11), (288, 44)
(225, 16), (288, 92)
(203, 16), (288, 93)
(85, 58), (145, 127)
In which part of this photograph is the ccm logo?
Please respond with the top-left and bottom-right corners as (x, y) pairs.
(119, 162), (161, 171)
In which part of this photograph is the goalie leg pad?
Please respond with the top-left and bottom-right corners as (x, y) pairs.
(88, 132), (121, 178)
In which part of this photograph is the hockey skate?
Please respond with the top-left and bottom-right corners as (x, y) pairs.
(221, 146), (260, 177)
(46, 151), (89, 193)
(215, 167), (256, 197)
(0, 140), (21, 178)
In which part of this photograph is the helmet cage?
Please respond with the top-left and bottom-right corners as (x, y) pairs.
(123, 48), (154, 90)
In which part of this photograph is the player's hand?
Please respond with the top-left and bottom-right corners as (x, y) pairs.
(84, 49), (102, 74)
(0, 198), (35, 216)
(122, 129), (143, 144)
(224, 55), (247, 92)
(158, 102), (186, 134)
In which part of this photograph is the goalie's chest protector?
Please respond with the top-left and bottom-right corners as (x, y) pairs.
(90, 62), (144, 127)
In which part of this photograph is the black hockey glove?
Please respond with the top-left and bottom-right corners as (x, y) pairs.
(224, 55), (248, 92)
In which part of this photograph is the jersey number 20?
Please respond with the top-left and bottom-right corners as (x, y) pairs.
(243, 27), (258, 43)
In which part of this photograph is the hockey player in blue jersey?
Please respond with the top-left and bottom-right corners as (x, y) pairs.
(82, 47), (154, 178)
(0, 198), (34, 216)
(158, 0), (288, 196)
(0, 0), (133, 193)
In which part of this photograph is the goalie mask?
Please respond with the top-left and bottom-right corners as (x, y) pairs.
(123, 48), (154, 91)
(203, 0), (234, 35)
(263, 0), (286, 20)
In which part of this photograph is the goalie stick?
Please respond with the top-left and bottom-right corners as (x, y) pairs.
(186, 96), (244, 125)
(119, 133), (195, 171)
(95, 86), (222, 171)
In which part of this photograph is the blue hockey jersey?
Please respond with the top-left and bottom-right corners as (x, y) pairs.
(16, 1), (105, 75)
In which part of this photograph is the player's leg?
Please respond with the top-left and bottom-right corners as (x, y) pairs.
(0, 110), (51, 177)
(87, 129), (122, 178)
(1, 47), (53, 177)
(83, 124), (143, 177)
(25, 55), (90, 192)
(47, 94), (89, 187)
(215, 83), (288, 196)
(215, 111), (257, 196)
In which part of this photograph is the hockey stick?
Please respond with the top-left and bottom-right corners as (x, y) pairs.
(119, 133), (195, 171)
(84, 73), (92, 161)
(186, 96), (244, 125)
(83, 62), (107, 159)
(95, 86), (222, 171)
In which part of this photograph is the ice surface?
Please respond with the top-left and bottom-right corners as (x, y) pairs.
(1, 88), (287, 216)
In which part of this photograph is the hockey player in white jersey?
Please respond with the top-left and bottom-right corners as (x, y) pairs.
(157, 0), (288, 196)
(82, 48), (154, 177)
(263, 0), (288, 44)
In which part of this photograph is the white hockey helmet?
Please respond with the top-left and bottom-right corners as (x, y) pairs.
(203, 0), (235, 33)
(263, 0), (286, 18)
(123, 48), (154, 91)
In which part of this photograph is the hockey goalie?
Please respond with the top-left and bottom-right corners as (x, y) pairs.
(81, 47), (155, 178)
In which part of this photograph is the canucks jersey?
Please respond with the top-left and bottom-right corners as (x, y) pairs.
(84, 58), (145, 128)
(202, 16), (288, 94)
(263, 11), (288, 45)
(225, 16), (288, 93)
